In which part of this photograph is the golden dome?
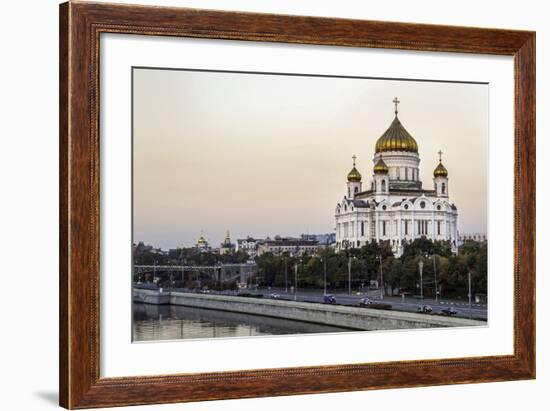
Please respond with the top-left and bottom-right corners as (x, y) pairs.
(347, 155), (362, 182)
(433, 162), (448, 177)
(347, 166), (362, 182)
(373, 157), (389, 174)
(374, 98), (418, 153)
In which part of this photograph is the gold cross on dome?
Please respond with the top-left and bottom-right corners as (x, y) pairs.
(438, 150), (443, 162)
(393, 97), (400, 114)
(352, 155), (357, 166)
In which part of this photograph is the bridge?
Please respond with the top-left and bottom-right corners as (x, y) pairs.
(133, 264), (257, 284)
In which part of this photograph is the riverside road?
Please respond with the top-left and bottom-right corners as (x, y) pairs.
(137, 284), (487, 321)
(253, 288), (487, 320)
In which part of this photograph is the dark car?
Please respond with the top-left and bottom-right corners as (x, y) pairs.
(441, 307), (458, 316)
(323, 294), (336, 304)
(359, 298), (392, 310)
(417, 304), (433, 313)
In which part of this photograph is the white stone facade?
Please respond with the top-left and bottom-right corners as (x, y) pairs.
(257, 238), (319, 257)
(236, 237), (260, 258)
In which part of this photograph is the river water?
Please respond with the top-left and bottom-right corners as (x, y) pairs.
(133, 303), (352, 341)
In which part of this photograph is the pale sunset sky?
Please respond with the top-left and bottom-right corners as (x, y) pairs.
(133, 68), (488, 249)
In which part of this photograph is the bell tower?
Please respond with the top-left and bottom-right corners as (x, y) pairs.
(433, 150), (449, 198)
(346, 155), (362, 199)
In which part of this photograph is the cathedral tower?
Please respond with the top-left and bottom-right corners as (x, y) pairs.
(346, 155), (362, 199)
(372, 156), (389, 200)
(433, 150), (449, 198)
(372, 97), (422, 190)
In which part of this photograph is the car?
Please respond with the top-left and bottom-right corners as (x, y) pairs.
(323, 294), (337, 304)
(417, 304), (433, 313)
(269, 293), (281, 299)
(441, 307), (458, 316)
(359, 298), (392, 310)
(359, 297), (372, 306)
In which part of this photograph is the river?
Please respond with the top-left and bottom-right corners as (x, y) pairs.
(133, 303), (352, 341)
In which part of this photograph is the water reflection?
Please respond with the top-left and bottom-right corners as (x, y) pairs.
(133, 303), (352, 341)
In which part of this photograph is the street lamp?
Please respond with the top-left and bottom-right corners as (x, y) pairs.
(294, 261), (299, 301)
(179, 248), (186, 288)
(432, 254), (439, 303)
(321, 256), (327, 296)
(347, 256), (356, 296)
(468, 271), (472, 318)
(418, 259), (424, 305)
(378, 255), (384, 300)
(284, 257), (288, 293)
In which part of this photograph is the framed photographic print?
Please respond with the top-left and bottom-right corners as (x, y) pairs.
(59, 1), (535, 408)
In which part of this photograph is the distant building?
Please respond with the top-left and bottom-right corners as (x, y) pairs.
(459, 233), (487, 244)
(134, 241), (167, 256)
(219, 230), (235, 255)
(195, 231), (210, 252)
(300, 233), (336, 246)
(236, 237), (260, 258)
(257, 236), (319, 257)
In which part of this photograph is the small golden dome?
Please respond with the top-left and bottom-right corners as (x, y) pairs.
(347, 155), (362, 182)
(433, 162), (448, 177)
(347, 167), (362, 182)
(373, 158), (389, 174)
(197, 235), (206, 244)
(374, 98), (418, 153)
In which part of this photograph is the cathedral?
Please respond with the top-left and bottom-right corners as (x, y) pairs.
(334, 98), (459, 257)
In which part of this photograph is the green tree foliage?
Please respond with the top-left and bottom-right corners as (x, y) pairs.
(135, 238), (487, 299)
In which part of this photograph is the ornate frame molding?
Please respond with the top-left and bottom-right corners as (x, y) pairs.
(59, 2), (535, 408)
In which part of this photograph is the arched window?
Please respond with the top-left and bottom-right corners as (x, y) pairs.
(354, 186), (359, 193)
(381, 180), (386, 192)
(442, 182), (446, 194)
(374, 181), (377, 191)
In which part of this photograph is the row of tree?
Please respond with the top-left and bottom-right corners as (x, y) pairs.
(255, 238), (486, 299)
(134, 246), (249, 266)
(133, 238), (487, 299)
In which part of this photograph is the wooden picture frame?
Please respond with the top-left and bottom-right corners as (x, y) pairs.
(59, 1), (535, 408)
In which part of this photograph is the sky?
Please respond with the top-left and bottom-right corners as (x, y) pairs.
(133, 68), (488, 250)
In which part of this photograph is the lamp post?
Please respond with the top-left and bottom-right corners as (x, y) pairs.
(432, 254), (439, 303)
(284, 257), (288, 293)
(321, 256), (327, 295)
(179, 249), (185, 288)
(347, 256), (356, 296)
(418, 259), (424, 305)
(468, 271), (472, 319)
(379, 255), (384, 300)
(294, 262), (298, 301)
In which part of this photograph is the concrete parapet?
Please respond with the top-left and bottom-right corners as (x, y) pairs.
(133, 288), (484, 331)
